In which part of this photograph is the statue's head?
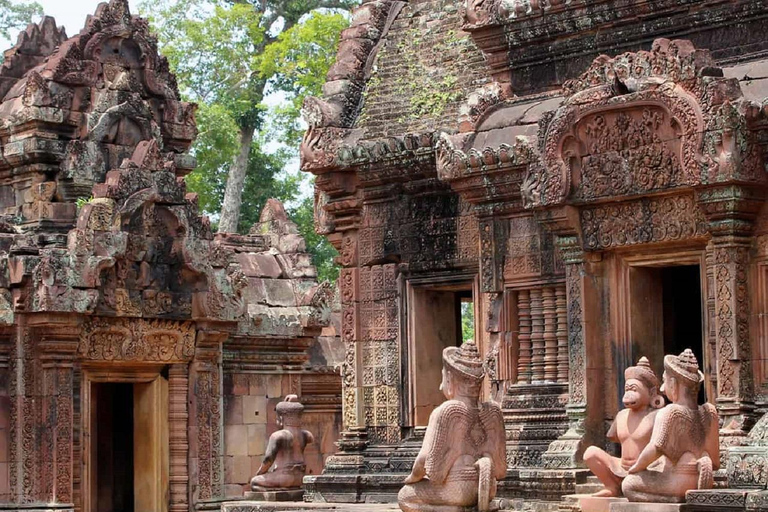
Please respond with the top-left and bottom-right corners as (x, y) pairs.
(661, 348), (704, 403)
(623, 356), (663, 410)
(440, 340), (484, 400)
(275, 394), (304, 427)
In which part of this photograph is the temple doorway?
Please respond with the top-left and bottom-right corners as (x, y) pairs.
(629, 263), (706, 400)
(85, 370), (169, 512)
(407, 280), (476, 426)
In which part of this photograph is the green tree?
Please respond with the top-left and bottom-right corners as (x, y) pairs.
(0, 0), (42, 43)
(143, 0), (349, 282)
(461, 301), (475, 343)
(143, 0), (352, 232)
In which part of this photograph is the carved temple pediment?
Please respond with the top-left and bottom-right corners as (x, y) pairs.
(516, 39), (767, 248)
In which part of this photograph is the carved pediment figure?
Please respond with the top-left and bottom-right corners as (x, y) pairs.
(622, 349), (720, 502)
(398, 340), (506, 512)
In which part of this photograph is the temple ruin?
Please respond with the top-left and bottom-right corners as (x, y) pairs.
(4, 0), (768, 510)
(299, 0), (768, 508)
(0, 2), (342, 512)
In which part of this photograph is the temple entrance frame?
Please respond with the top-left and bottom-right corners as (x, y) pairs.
(611, 248), (713, 408)
(403, 272), (480, 429)
(82, 365), (170, 512)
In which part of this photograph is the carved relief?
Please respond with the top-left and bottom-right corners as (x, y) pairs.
(580, 195), (707, 251)
(79, 318), (196, 362)
(570, 107), (685, 200)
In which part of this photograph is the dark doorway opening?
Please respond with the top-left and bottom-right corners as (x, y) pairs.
(661, 265), (703, 363)
(94, 383), (135, 512)
(629, 263), (706, 402)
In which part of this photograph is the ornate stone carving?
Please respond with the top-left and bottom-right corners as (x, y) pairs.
(522, 39), (765, 211)
(79, 318), (196, 362)
(580, 195), (707, 251)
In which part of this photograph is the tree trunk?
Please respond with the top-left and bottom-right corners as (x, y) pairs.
(218, 124), (255, 233)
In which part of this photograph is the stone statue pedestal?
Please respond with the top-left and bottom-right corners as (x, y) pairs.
(244, 489), (305, 501)
(578, 495), (628, 512)
(610, 502), (686, 512)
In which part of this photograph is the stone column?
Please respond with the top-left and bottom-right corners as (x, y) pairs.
(190, 329), (225, 503)
(169, 364), (190, 512)
(697, 184), (764, 444)
(542, 235), (604, 468)
(11, 317), (79, 506)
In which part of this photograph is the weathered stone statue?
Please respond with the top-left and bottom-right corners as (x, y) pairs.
(583, 357), (663, 497)
(622, 349), (720, 502)
(398, 340), (506, 512)
(249, 395), (314, 498)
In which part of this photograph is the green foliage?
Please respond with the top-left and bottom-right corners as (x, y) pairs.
(260, 11), (350, 147)
(409, 75), (462, 118)
(75, 196), (94, 210)
(0, 0), (42, 41)
(461, 301), (475, 343)
(143, 0), (355, 281)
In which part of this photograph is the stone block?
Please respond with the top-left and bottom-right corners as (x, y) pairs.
(610, 503), (686, 512)
(263, 279), (297, 307)
(225, 455), (252, 485)
(247, 424), (267, 456)
(243, 395), (268, 424)
(243, 489), (305, 501)
(237, 253), (282, 278)
(224, 396), (243, 425)
(266, 375), (282, 399)
(224, 425), (249, 456)
(0, 462), (7, 496)
(727, 445), (768, 488)
(224, 484), (245, 499)
(686, 489), (750, 510)
(277, 233), (306, 253)
(579, 496), (628, 512)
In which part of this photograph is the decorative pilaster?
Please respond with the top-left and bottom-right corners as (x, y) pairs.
(542, 234), (595, 469)
(169, 364), (189, 512)
(697, 184), (764, 443)
(516, 290), (531, 384)
(191, 329), (225, 502)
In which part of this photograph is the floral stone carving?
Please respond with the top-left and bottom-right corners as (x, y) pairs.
(398, 340), (506, 512)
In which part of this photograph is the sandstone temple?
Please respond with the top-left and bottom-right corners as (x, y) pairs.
(1, 0), (768, 511)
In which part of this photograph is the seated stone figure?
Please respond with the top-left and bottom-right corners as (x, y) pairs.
(250, 395), (314, 491)
(623, 349), (720, 502)
(398, 340), (506, 512)
(584, 357), (663, 497)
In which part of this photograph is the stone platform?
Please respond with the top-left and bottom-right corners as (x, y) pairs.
(221, 501), (400, 512)
(244, 490), (307, 502)
(610, 503), (687, 512)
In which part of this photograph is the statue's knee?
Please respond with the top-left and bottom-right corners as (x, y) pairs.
(583, 445), (602, 464)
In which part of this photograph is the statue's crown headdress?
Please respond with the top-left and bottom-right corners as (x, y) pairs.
(664, 348), (704, 386)
(276, 394), (304, 417)
(443, 340), (484, 384)
(625, 356), (659, 389)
